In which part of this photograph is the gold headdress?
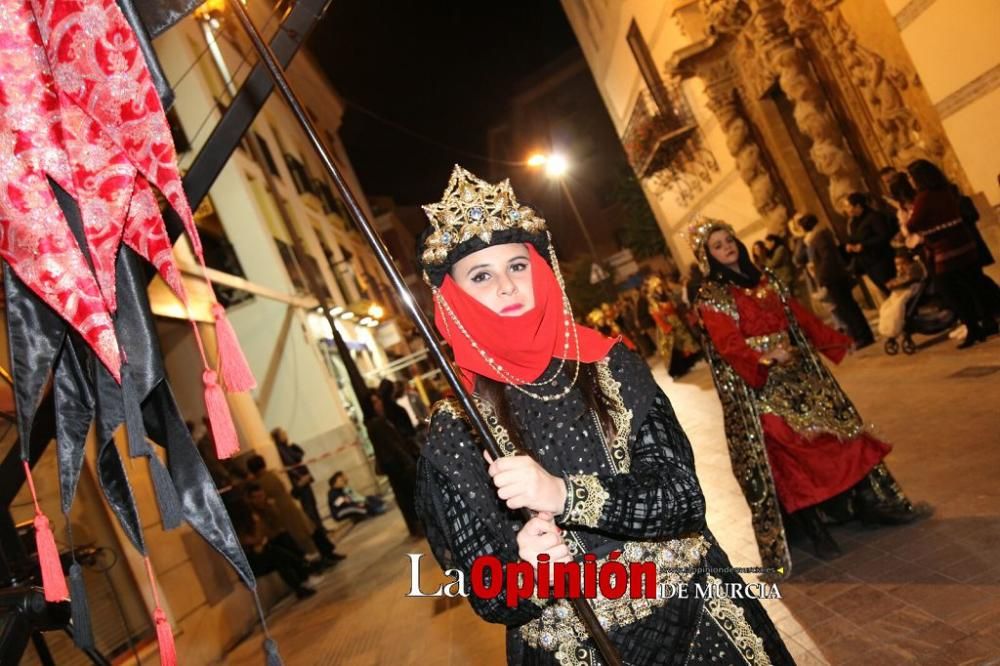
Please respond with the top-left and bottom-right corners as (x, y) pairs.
(642, 274), (663, 296)
(420, 165), (547, 267)
(686, 216), (735, 272)
(585, 308), (606, 328)
(424, 166), (581, 402)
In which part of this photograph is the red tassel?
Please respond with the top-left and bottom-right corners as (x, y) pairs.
(212, 304), (257, 393)
(203, 369), (240, 459)
(22, 462), (68, 601)
(153, 607), (177, 666)
(33, 513), (69, 601)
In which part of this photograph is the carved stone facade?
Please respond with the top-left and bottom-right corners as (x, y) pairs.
(562, 0), (992, 268)
(675, 44), (789, 232)
(783, 0), (964, 185)
(758, 0), (864, 206)
(694, 0), (966, 210)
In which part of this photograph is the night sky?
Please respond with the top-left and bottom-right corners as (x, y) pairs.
(308, 0), (579, 206)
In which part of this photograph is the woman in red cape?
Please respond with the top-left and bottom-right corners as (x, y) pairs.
(412, 166), (793, 665)
(692, 219), (927, 571)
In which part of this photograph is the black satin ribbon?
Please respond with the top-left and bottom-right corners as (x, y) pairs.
(143, 381), (254, 586)
(114, 244), (253, 584)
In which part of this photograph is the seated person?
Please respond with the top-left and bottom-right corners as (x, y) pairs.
(245, 482), (317, 563)
(878, 251), (927, 339)
(327, 471), (387, 523)
(230, 499), (318, 600)
(246, 454), (344, 564)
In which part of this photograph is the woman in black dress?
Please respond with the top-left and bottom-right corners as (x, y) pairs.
(413, 166), (792, 665)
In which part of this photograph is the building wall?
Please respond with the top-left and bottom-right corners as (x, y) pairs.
(562, 0), (998, 271)
(154, 11), (369, 480)
(886, 0), (1000, 205)
(562, 0), (764, 268)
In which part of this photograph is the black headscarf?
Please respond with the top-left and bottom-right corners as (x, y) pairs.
(416, 225), (551, 288)
(705, 232), (762, 289)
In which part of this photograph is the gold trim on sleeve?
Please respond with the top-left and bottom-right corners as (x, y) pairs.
(703, 574), (772, 665)
(594, 359), (634, 474)
(430, 398), (466, 422)
(564, 474), (609, 528)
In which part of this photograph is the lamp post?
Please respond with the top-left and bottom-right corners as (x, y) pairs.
(526, 153), (609, 284)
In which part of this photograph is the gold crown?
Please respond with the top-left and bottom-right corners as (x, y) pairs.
(642, 274), (664, 295)
(686, 216), (735, 271)
(585, 308), (605, 327)
(420, 165), (547, 266)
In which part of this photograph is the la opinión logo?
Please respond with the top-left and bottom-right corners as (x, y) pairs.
(405, 553), (781, 606)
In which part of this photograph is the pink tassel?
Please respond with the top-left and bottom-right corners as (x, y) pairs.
(153, 607), (177, 666)
(212, 304), (256, 393)
(22, 462), (68, 601)
(34, 513), (69, 601)
(143, 557), (177, 665)
(203, 369), (240, 459)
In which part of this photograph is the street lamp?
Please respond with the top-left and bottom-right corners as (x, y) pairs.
(543, 153), (569, 178)
(525, 152), (608, 284)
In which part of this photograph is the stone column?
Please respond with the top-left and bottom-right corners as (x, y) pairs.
(749, 0), (865, 207)
(784, 0), (959, 178)
(702, 59), (790, 232)
(700, 0), (866, 207)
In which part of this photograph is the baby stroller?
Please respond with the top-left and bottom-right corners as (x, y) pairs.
(883, 273), (956, 355)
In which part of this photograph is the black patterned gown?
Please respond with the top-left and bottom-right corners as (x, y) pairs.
(415, 343), (793, 665)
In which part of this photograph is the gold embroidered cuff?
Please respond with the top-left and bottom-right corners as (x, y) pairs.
(562, 474), (609, 528)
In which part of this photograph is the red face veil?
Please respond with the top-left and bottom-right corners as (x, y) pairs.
(433, 244), (616, 390)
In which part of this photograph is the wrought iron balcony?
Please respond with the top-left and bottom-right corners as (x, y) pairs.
(622, 89), (719, 206)
(622, 90), (697, 179)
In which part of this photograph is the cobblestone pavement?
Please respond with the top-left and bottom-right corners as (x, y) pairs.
(225, 335), (1000, 665)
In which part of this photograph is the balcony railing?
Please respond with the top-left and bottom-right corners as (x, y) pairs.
(622, 88), (719, 206)
(622, 89), (697, 179)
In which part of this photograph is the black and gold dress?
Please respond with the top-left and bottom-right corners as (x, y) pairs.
(415, 343), (793, 665)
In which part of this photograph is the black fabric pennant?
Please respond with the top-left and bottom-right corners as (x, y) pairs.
(148, 453), (184, 530)
(120, 362), (152, 459)
(115, 242), (253, 582)
(143, 381), (255, 586)
(53, 335), (96, 514)
(93, 411), (145, 553)
(3, 264), (67, 459)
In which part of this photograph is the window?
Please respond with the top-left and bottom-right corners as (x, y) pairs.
(274, 240), (332, 302)
(275, 240), (307, 292)
(284, 154), (316, 195)
(253, 133), (281, 176)
(316, 181), (340, 214)
(195, 197), (253, 308)
(626, 21), (672, 117)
